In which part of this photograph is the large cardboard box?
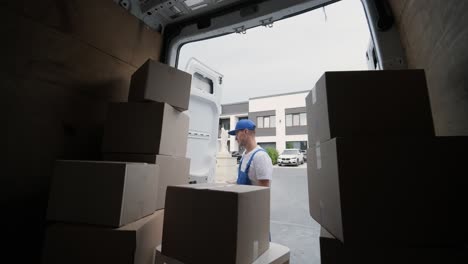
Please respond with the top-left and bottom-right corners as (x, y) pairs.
(305, 70), (435, 144)
(102, 102), (189, 157)
(128, 59), (192, 111)
(319, 228), (345, 264)
(47, 160), (159, 227)
(162, 184), (270, 264)
(308, 137), (468, 246)
(319, 228), (468, 264)
(155, 242), (290, 264)
(42, 210), (164, 264)
(103, 153), (191, 210)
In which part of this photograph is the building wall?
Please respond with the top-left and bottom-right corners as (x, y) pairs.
(284, 106), (308, 135)
(388, 0), (468, 136)
(249, 110), (276, 137)
(249, 92), (309, 153)
(222, 102), (249, 115)
(286, 126), (308, 135)
(3, 1), (162, 261)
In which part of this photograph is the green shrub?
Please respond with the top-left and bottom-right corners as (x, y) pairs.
(265, 147), (279, 165)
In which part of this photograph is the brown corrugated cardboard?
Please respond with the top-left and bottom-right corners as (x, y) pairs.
(162, 184), (270, 264)
(42, 210), (164, 264)
(306, 147), (322, 225)
(319, 228), (344, 264)
(128, 59), (192, 111)
(17, 0), (162, 66)
(308, 137), (468, 246)
(319, 227), (468, 264)
(305, 70), (435, 144)
(47, 160), (159, 227)
(155, 242), (290, 264)
(101, 102), (189, 157)
(103, 153), (191, 209)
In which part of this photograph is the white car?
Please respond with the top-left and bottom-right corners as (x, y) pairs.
(277, 149), (304, 167)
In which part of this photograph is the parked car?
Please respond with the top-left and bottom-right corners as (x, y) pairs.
(300, 149), (307, 161)
(277, 149), (304, 166)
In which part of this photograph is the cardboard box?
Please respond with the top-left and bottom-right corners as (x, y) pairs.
(102, 102), (189, 157)
(103, 153), (191, 210)
(162, 184), (270, 264)
(305, 70), (435, 144)
(42, 210), (164, 264)
(47, 160), (159, 227)
(319, 228), (468, 264)
(128, 59), (192, 111)
(155, 242), (290, 264)
(319, 228), (344, 264)
(308, 137), (468, 246)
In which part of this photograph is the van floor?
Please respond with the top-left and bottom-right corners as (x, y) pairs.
(270, 165), (321, 264)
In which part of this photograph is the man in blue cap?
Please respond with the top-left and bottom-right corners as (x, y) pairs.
(228, 119), (273, 187)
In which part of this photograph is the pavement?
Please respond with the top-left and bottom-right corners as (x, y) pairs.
(270, 164), (322, 264)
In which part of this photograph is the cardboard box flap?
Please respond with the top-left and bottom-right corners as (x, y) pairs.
(170, 183), (268, 193)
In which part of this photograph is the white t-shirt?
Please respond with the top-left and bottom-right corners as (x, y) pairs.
(239, 146), (273, 185)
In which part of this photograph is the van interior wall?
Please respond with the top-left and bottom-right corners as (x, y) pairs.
(388, 0), (468, 136)
(3, 0), (161, 261)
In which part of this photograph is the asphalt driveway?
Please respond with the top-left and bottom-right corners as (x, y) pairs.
(270, 165), (321, 264)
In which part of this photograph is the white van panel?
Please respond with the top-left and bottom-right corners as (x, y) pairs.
(184, 58), (223, 183)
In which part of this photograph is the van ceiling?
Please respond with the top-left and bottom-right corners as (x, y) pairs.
(114, 0), (255, 31)
(114, 0), (338, 33)
(114, 0), (339, 64)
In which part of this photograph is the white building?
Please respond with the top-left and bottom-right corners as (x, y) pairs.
(219, 90), (309, 154)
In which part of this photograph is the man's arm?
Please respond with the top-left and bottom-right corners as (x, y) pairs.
(257, 179), (270, 187)
(254, 152), (273, 187)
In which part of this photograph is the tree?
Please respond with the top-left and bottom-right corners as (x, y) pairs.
(265, 147), (279, 165)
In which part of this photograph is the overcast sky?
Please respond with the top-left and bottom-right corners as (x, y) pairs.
(178, 0), (370, 104)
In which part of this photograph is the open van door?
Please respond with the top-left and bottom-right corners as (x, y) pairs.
(184, 58), (223, 184)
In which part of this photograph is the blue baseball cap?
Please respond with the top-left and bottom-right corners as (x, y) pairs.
(228, 119), (256, 135)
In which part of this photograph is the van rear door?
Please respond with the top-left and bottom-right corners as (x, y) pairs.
(183, 58), (223, 183)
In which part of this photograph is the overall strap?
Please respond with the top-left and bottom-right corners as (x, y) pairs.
(238, 155), (245, 174)
(245, 149), (266, 174)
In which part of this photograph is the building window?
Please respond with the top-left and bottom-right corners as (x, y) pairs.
(256, 115), (276, 128)
(286, 113), (307, 127)
(286, 141), (308, 150)
(264, 117), (270, 128)
(257, 116), (264, 128)
(258, 142), (276, 150)
(300, 113), (307, 126)
(285, 114), (292, 127)
(293, 114), (300, 126)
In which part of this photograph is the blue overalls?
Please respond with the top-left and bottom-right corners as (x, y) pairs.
(237, 149), (266, 185)
(237, 148), (271, 241)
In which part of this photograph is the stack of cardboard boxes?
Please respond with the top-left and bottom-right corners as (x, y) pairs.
(159, 183), (273, 264)
(42, 59), (193, 264)
(305, 70), (468, 263)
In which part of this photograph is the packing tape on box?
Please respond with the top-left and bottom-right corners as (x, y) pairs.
(312, 86), (317, 104)
(315, 142), (321, 169)
(253, 240), (259, 259)
(319, 200), (325, 223)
